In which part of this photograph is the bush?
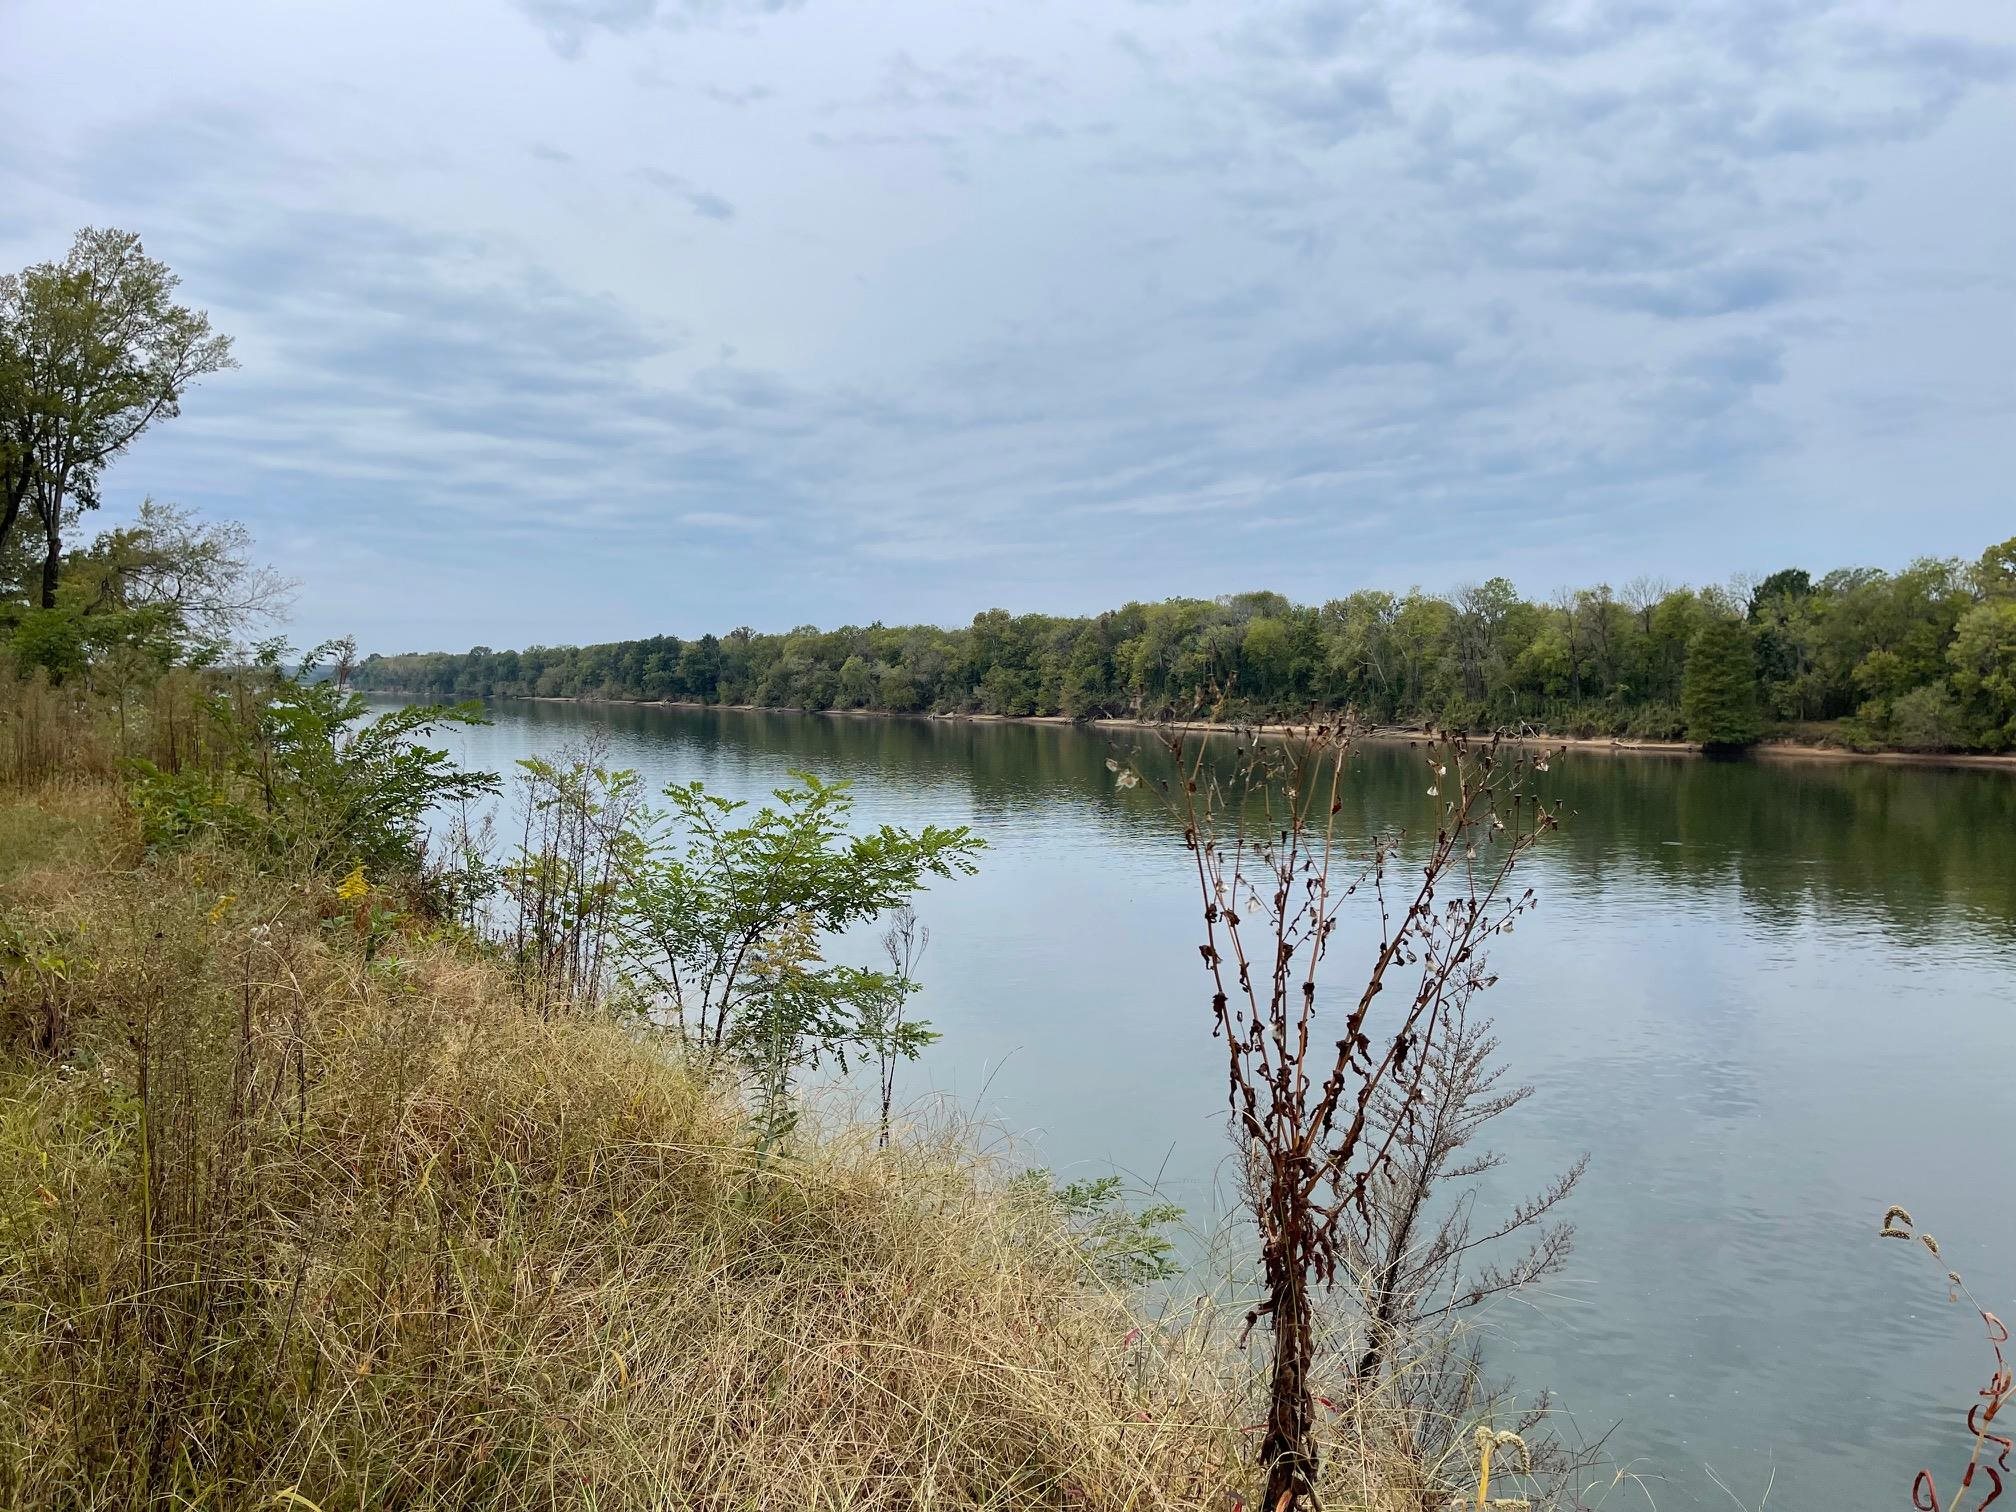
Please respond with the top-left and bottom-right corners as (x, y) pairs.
(1436, 696), (1487, 734)
(127, 646), (496, 879)
(1885, 685), (1965, 752)
(1624, 702), (1687, 740)
(7, 607), (91, 682)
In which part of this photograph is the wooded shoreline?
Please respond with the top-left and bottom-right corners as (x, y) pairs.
(370, 691), (2016, 772)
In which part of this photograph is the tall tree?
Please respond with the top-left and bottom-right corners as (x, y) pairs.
(1948, 600), (2016, 750)
(0, 228), (235, 607)
(1682, 615), (1762, 750)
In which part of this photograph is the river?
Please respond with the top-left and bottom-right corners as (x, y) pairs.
(376, 695), (2016, 1510)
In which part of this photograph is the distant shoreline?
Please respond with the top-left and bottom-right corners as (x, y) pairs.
(359, 690), (2016, 772)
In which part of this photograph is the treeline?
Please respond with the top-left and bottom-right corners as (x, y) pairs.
(359, 538), (2016, 752)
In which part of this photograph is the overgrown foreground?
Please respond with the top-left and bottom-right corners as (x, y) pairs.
(0, 781), (1433, 1511)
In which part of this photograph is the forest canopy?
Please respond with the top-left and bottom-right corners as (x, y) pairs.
(356, 538), (2016, 754)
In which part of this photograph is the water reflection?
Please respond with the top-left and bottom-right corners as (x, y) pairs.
(481, 704), (2016, 940)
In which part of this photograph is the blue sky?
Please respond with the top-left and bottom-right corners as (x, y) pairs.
(2, 0), (2011, 653)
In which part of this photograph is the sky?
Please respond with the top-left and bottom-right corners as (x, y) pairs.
(2, 0), (2012, 654)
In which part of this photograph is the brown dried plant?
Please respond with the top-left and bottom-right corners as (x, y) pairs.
(1880, 1205), (2013, 1512)
(1136, 720), (1560, 1510)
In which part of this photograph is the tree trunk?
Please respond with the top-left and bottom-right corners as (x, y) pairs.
(0, 478), (25, 560)
(39, 518), (61, 609)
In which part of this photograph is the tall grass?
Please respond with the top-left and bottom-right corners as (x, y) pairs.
(0, 657), (219, 789)
(0, 779), (1438, 1510)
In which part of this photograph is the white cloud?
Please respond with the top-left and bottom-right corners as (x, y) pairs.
(1, 0), (2010, 648)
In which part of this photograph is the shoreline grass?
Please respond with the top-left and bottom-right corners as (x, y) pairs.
(0, 773), (1436, 1510)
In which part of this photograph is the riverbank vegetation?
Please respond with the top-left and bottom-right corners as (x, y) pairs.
(0, 656), (1480, 1511)
(355, 539), (2016, 755)
(0, 543), (1583, 1507)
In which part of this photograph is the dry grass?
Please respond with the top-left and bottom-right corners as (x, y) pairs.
(0, 778), (1436, 1511)
(0, 660), (219, 790)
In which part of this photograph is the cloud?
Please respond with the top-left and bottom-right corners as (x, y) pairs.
(685, 190), (736, 220)
(1280, 1), (1378, 59)
(693, 364), (796, 409)
(1582, 260), (1810, 319)
(1265, 317), (1465, 382)
(634, 167), (737, 220)
(1434, 0), (1680, 59)
(4, 0), (2011, 649)
(865, 50), (1055, 112)
(518, 0), (806, 57)
(519, 0), (660, 56)
(1674, 333), (1788, 387)
(1255, 66), (1394, 143)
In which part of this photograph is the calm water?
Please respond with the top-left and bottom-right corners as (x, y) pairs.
(382, 697), (2016, 1510)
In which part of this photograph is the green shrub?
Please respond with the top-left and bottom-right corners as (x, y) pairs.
(128, 644), (496, 880)
(1886, 685), (1965, 752)
(1624, 702), (1687, 740)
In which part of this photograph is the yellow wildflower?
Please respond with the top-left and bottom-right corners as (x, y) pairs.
(336, 865), (369, 902)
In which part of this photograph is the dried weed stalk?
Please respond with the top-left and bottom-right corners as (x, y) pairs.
(1880, 1205), (2013, 1512)
(1139, 720), (1560, 1509)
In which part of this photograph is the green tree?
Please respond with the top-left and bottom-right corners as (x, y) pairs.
(1681, 616), (1762, 750)
(1239, 615), (1298, 702)
(1317, 590), (1398, 714)
(0, 229), (235, 607)
(1451, 578), (1519, 703)
(836, 653), (875, 707)
(1512, 624), (1572, 701)
(64, 498), (291, 660)
(615, 774), (982, 1097)
(1948, 600), (2016, 749)
(875, 661), (921, 712)
(1975, 536), (2016, 600)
